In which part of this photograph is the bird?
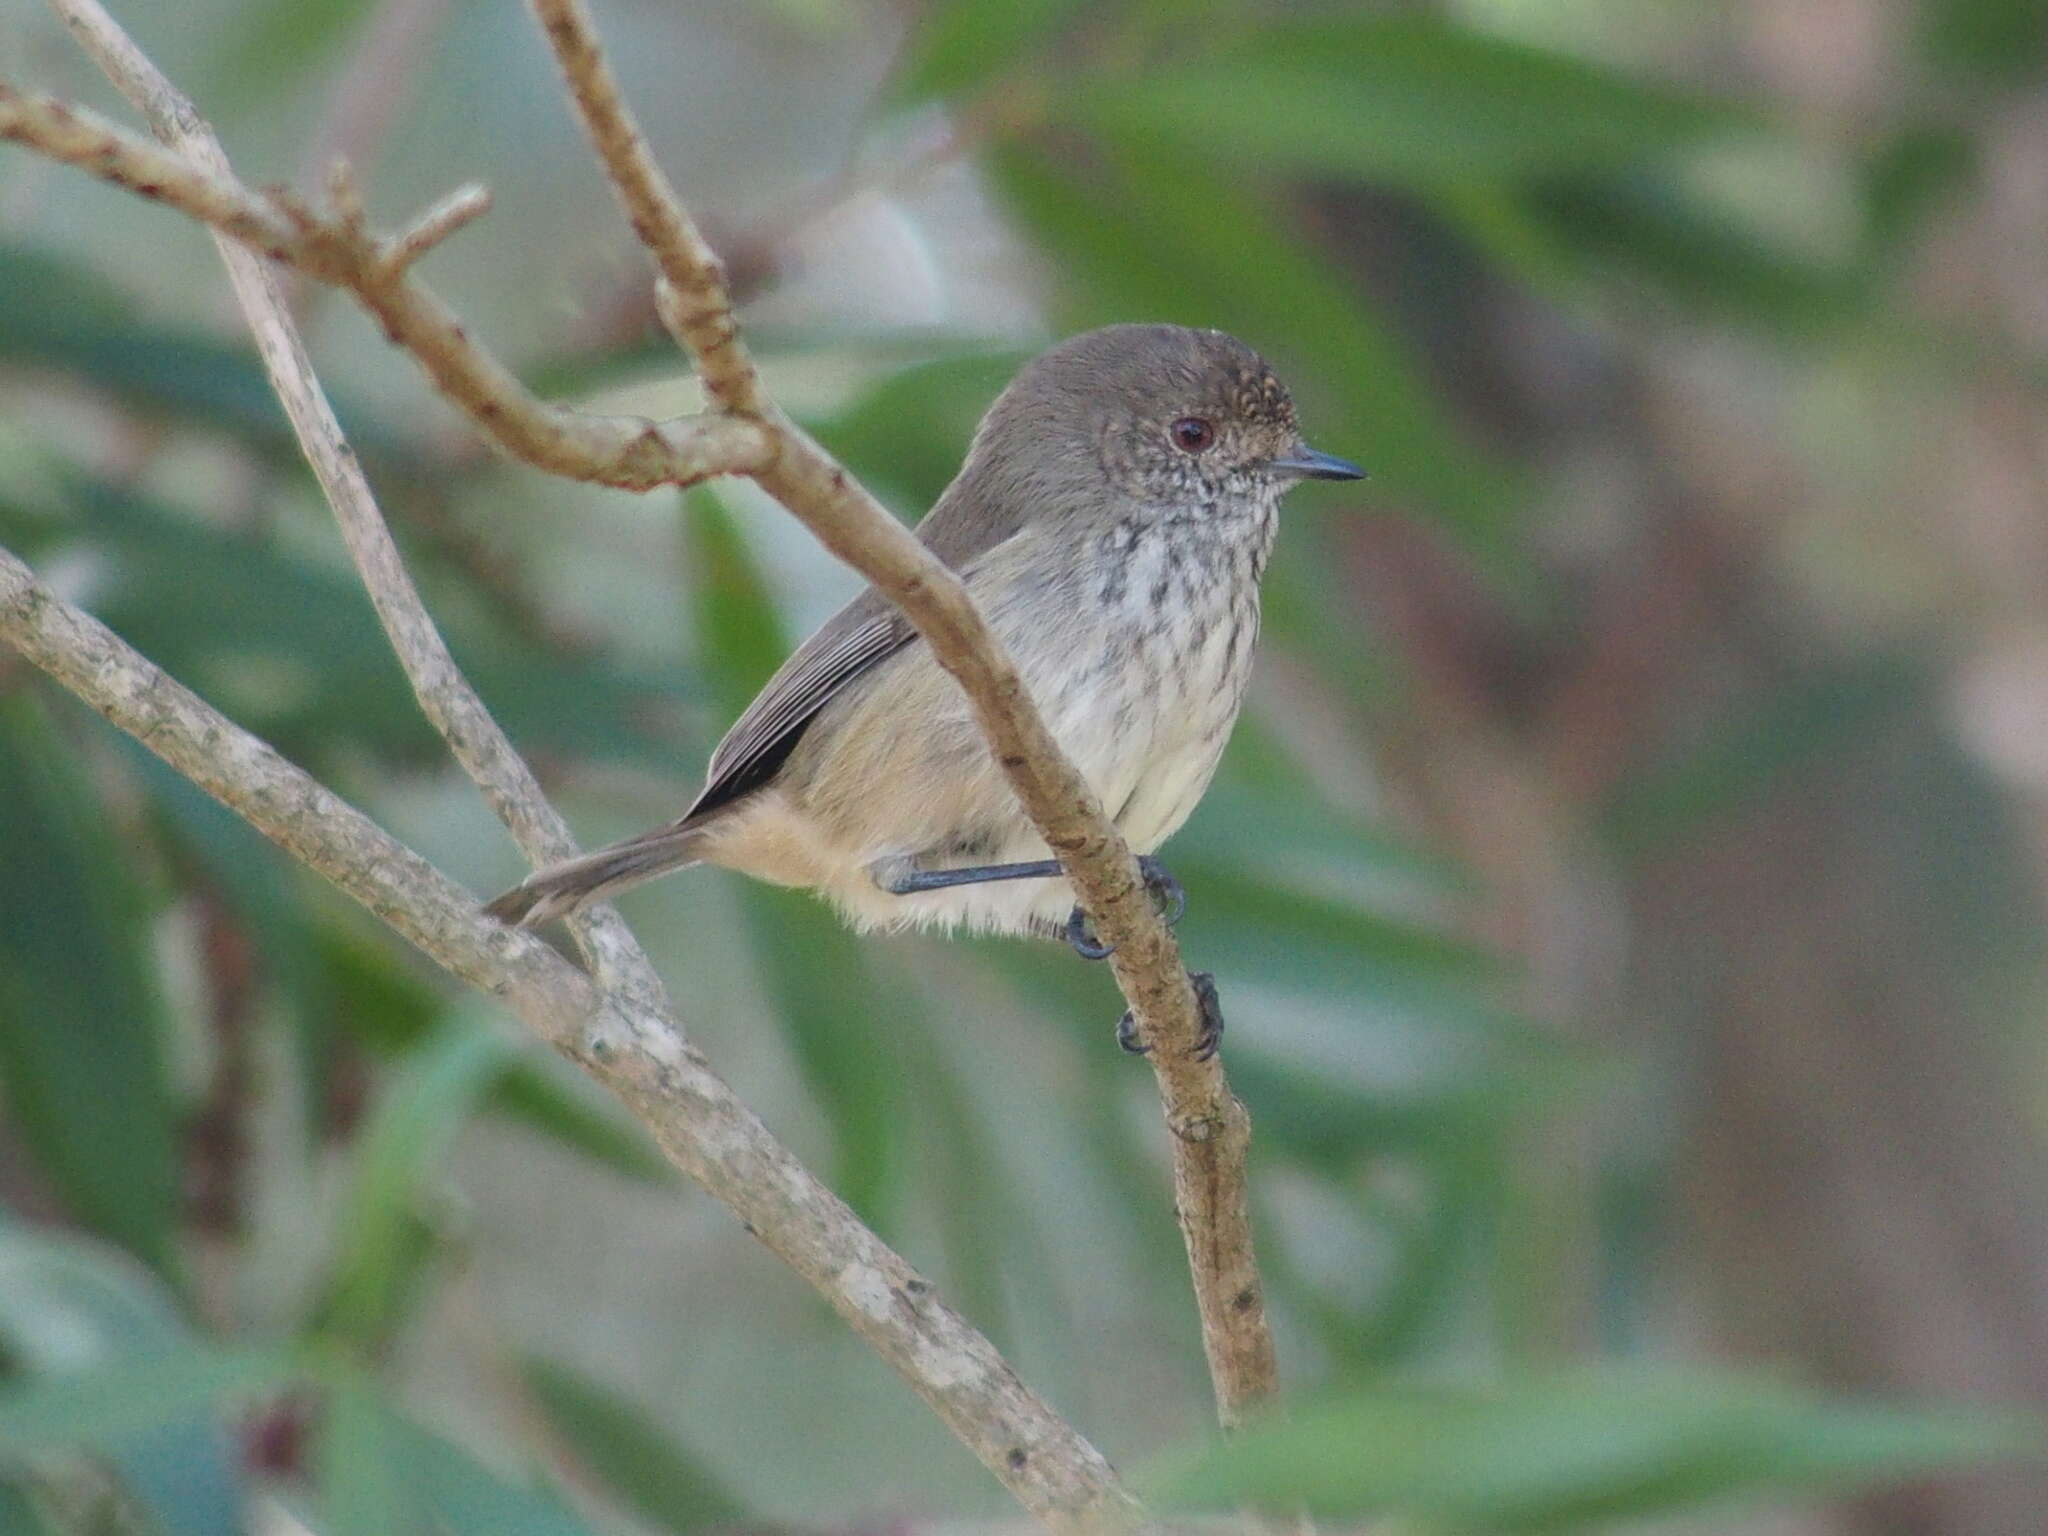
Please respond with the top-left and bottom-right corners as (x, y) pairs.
(485, 324), (1362, 1047)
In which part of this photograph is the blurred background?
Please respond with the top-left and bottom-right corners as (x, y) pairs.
(2, 0), (2046, 1531)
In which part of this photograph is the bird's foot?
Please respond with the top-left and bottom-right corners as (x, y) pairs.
(1115, 971), (1223, 1060)
(1063, 856), (1187, 960)
(1138, 856), (1187, 926)
(1065, 904), (1115, 960)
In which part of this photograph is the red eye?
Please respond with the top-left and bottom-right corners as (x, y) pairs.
(1170, 417), (1215, 453)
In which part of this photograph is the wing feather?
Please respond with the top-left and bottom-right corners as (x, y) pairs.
(683, 591), (914, 821)
(682, 408), (1027, 824)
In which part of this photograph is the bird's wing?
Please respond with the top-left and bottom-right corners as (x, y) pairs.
(683, 588), (916, 822)
(683, 441), (1027, 823)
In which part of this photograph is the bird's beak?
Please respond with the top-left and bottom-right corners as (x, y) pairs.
(1268, 444), (1366, 481)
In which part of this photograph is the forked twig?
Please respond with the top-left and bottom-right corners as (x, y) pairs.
(528, 0), (1277, 1423)
(5, 0), (1279, 1467)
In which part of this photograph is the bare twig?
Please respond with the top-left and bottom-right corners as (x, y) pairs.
(0, 83), (771, 490)
(0, 542), (1141, 1533)
(38, 0), (1150, 1517)
(527, 0), (762, 413)
(3, 0), (1278, 1431)
(49, 0), (663, 1014)
(377, 180), (492, 282)
(528, 0), (1276, 1426)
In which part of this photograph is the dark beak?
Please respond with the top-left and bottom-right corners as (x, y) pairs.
(1268, 445), (1366, 482)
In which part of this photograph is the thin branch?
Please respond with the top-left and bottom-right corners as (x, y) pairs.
(527, 0), (1277, 1427)
(49, 0), (660, 1014)
(377, 180), (492, 282)
(48, 0), (651, 1015)
(31, 3), (1141, 1519)
(4, 0), (1279, 1428)
(0, 82), (771, 491)
(0, 541), (1142, 1534)
(528, 0), (762, 414)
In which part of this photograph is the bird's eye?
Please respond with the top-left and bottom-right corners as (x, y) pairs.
(1170, 417), (1215, 453)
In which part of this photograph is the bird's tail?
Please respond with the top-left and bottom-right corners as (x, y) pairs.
(482, 822), (709, 929)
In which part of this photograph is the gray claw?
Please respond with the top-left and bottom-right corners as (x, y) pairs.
(1137, 856), (1187, 926)
(1114, 970), (1224, 1059)
(1066, 905), (1115, 960)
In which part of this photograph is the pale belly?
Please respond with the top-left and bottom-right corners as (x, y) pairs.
(841, 588), (1253, 937)
(703, 516), (1267, 939)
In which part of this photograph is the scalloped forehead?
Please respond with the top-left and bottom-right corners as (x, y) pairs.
(1010, 324), (1298, 428)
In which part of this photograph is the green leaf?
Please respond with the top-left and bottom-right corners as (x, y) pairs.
(1602, 657), (1920, 853)
(124, 742), (331, 1132)
(0, 245), (400, 461)
(53, 482), (441, 756)
(1066, 19), (1738, 187)
(1151, 1369), (2042, 1527)
(1170, 781), (1462, 905)
(735, 887), (907, 1224)
(103, 1418), (246, 1536)
(683, 488), (803, 711)
(1181, 885), (1503, 1007)
(0, 1346), (293, 1454)
(0, 1227), (247, 1536)
(519, 1357), (747, 1532)
(1527, 175), (1870, 339)
(0, 1480), (50, 1534)
(0, 1224), (189, 1367)
(318, 931), (670, 1185)
(0, 693), (179, 1277)
(205, 0), (382, 113)
(1160, 805), (1536, 1049)
(318, 1381), (415, 1536)
(1224, 1041), (1576, 1173)
(801, 350), (1024, 514)
(22, 479), (694, 774)
(892, 0), (1089, 104)
(318, 1382), (598, 1536)
(317, 1020), (516, 1351)
(1919, 0), (2048, 85)
(400, 1425), (597, 1536)
(1862, 126), (1977, 257)
(488, 1056), (672, 1186)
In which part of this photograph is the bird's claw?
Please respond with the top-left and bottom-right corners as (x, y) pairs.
(1138, 856), (1187, 927)
(1065, 904), (1115, 960)
(1115, 971), (1224, 1060)
(1064, 857), (1187, 961)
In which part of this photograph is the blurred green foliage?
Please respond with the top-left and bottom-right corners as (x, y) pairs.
(0, 0), (2041, 1531)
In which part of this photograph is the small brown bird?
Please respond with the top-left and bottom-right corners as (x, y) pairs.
(487, 325), (1360, 1030)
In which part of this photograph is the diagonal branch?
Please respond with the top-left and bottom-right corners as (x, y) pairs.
(527, 0), (761, 414)
(30, 1), (1141, 1521)
(0, 541), (1141, 1533)
(49, 0), (660, 1014)
(528, 0), (1275, 1427)
(49, 0), (679, 1036)
(0, 83), (770, 491)
(2, 0), (1278, 1430)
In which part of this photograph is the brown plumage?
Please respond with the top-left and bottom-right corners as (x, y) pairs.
(484, 324), (1361, 936)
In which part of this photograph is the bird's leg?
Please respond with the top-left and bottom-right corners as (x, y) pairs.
(1064, 855), (1187, 960)
(1139, 857), (1187, 924)
(1116, 971), (1223, 1060)
(875, 854), (1187, 962)
(873, 858), (1066, 894)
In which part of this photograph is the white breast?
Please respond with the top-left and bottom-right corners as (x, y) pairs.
(1044, 512), (1267, 854)
(808, 495), (1274, 939)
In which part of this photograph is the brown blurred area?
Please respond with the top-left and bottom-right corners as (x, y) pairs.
(1313, 4), (2048, 1529)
